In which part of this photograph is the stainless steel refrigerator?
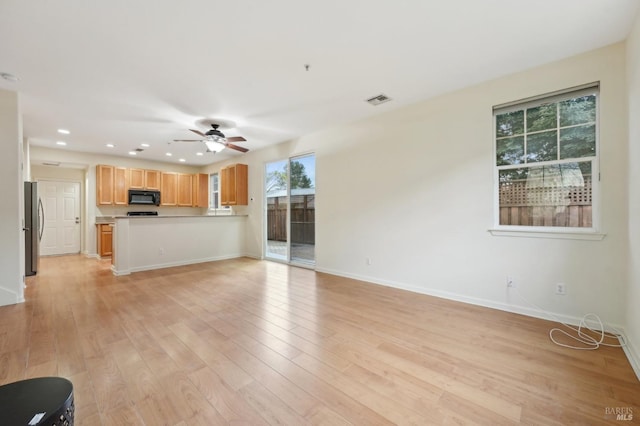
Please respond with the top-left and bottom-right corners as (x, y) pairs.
(24, 181), (43, 276)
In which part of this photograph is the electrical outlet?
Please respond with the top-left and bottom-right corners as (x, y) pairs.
(555, 283), (566, 295)
(159, 248), (165, 256)
(366, 257), (372, 266)
(506, 276), (515, 288)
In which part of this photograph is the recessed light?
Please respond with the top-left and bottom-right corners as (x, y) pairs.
(0, 72), (19, 82)
(141, 143), (150, 148)
(179, 158), (186, 162)
(165, 152), (172, 157)
(57, 129), (70, 135)
(106, 143), (115, 148)
(128, 151), (137, 156)
(56, 141), (67, 146)
(196, 152), (204, 156)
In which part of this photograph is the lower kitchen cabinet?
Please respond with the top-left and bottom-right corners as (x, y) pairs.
(97, 223), (113, 257)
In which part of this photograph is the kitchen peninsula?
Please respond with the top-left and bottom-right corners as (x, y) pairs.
(94, 162), (250, 274)
(111, 214), (247, 275)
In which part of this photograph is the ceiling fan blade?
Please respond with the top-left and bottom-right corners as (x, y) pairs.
(226, 136), (246, 143)
(189, 129), (207, 137)
(173, 139), (203, 142)
(226, 143), (249, 153)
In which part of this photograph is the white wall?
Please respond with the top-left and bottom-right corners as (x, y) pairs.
(626, 10), (640, 376)
(0, 89), (24, 306)
(215, 43), (629, 330)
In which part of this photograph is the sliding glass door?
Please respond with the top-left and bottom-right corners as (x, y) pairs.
(265, 154), (315, 265)
(265, 159), (289, 261)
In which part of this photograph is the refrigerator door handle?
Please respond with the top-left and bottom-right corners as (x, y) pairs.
(38, 198), (44, 242)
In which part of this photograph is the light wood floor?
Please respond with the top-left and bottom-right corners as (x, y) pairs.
(1, 255), (638, 425)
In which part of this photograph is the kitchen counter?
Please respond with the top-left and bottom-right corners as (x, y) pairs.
(95, 216), (116, 224)
(96, 214), (246, 223)
(114, 214), (248, 218)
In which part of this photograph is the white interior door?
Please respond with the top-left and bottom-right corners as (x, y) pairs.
(40, 181), (81, 256)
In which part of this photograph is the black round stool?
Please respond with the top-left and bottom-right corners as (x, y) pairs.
(0, 377), (74, 425)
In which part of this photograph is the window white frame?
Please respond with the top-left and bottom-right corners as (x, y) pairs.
(491, 84), (604, 239)
(209, 172), (219, 210)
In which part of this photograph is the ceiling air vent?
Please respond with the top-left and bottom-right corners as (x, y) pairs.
(135, 148), (144, 152)
(366, 93), (392, 106)
(42, 162), (60, 167)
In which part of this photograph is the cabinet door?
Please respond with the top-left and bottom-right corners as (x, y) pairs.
(114, 167), (129, 205)
(96, 165), (114, 205)
(221, 164), (248, 206)
(161, 172), (178, 206)
(101, 224), (113, 256)
(145, 170), (161, 190)
(234, 164), (248, 205)
(227, 166), (237, 205)
(129, 168), (144, 189)
(220, 167), (230, 205)
(98, 224), (113, 257)
(177, 173), (193, 206)
(193, 173), (209, 207)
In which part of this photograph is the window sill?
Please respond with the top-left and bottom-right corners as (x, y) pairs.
(488, 229), (606, 241)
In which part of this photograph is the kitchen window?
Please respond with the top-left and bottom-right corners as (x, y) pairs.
(492, 84), (601, 237)
(209, 173), (219, 210)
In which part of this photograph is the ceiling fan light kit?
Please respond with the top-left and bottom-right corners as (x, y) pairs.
(205, 140), (226, 153)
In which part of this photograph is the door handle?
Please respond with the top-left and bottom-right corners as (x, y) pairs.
(75, 217), (80, 224)
(23, 227), (29, 231)
(38, 198), (44, 242)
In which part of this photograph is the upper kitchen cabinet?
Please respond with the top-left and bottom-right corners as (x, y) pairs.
(114, 167), (128, 205)
(129, 168), (161, 190)
(97, 165), (114, 205)
(161, 172), (178, 206)
(177, 173), (193, 207)
(97, 165), (128, 206)
(221, 164), (248, 206)
(192, 173), (209, 208)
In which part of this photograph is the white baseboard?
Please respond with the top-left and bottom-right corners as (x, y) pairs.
(0, 285), (24, 306)
(315, 266), (638, 380)
(113, 253), (247, 276)
(620, 330), (640, 381)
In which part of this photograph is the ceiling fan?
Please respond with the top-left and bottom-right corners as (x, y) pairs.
(173, 124), (249, 153)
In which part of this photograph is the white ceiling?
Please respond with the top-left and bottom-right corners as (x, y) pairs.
(1, 0), (638, 166)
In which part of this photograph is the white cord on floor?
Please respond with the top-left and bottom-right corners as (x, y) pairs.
(510, 286), (626, 350)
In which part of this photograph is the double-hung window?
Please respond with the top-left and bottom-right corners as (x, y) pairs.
(494, 84), (599, 233)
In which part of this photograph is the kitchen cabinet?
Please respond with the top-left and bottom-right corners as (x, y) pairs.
(129, 168), (161, 190)
(192, 173), (209, 208)
(96, 165), (114, 205)
(97, 223), (113, 257)
(161, 172), (178, 206)
(221, 164), (248, 206)
(177, 173), (193, 206)
(97, 165), (127, 206)
(114, 167), (128, 205)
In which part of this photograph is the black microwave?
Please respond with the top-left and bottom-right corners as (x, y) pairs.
(128, 189), (161, 206)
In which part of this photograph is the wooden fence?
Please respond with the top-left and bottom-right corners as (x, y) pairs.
(499, 176), (592, 227)
(267, 194), (315, 244)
